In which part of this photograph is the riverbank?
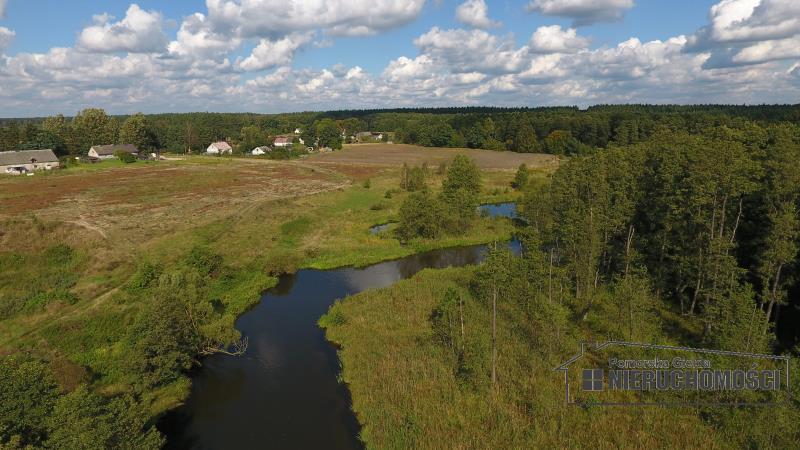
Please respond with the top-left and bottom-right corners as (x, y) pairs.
(321, 268), (723, 449)
(0, 152), (549, 435)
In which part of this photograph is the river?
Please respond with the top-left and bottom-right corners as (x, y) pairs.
(160, 203), (518, 449)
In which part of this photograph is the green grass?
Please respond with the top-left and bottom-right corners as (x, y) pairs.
(0, 161), (528, 422)
(322, 268), (722, 449)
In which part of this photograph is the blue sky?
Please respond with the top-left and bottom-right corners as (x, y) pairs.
(0, 0), (798, 116)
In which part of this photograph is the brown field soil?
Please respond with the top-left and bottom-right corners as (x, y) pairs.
(0, 157), (348, 232)
(308, 143), (560, 171)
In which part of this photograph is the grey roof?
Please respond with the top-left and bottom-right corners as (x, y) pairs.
(0, 149), (59, 166)
(90, 144), (139, 156)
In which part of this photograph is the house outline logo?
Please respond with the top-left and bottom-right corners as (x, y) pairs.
(554, 340), (791, 406)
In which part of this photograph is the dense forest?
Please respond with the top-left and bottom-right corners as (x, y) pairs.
(1, 105), (799, 156)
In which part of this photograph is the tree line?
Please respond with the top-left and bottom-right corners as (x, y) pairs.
(422, 122), (799, 446)
(2, 105), (799, 156)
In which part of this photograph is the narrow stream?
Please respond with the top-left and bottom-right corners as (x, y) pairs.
(160, 205), (519, 449)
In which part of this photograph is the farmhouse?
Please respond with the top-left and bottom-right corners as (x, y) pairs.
(356, 131), (384, 142)
(273, 136), (292, 148)
(1, 149), (60, 174)
(206, 142), (233, 155)
(252, 146), (270, 155)
(88, 144), (139, 160)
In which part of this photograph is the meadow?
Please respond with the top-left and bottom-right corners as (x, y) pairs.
(0, 145), (553, 420)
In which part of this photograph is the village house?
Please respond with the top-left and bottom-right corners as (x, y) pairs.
(0, 149), (60, 175)
(252, 146), (270, 155)
(355, 131), (384, 142)
(88, 144), (139, 160)
(206, 142), (233, 155)
(273, 136), (292, 148)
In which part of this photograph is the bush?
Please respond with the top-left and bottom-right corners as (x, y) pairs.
(185, 246), (223, 275)
(362, 179), (371, 189)
(126, 261), (163, 293)
(370, 201), (390, 211)
(115, 151), (136, 163)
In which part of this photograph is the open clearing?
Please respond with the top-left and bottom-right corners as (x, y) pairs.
(308, 143), (560, 171)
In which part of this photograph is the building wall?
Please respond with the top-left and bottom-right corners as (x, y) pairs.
(1, 161), (59, 174)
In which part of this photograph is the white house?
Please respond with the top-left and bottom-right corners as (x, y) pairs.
(294, 128), (302, 134)
(252, 146), (270, 155)
(206, 142), (233, 155)
(273, 136), (292, 148)
(0, 149), (60, 174)
(88, 144), (139, 160)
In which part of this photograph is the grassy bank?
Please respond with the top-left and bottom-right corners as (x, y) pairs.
(321, 268), (725, 449)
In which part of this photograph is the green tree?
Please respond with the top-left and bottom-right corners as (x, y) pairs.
(47, 387), (164, 450)
(316, 119), (343, 150)
(0, 356), (59, 447)
(127, 285), (199, 387)
(396, 190), (443, 242)
(440, 155), (481, 233)
(471, 244), (513, 387)
(42, 114), (74, 155)
(512, 163), (529, 189)
(72, 108), (119, 153)
(239, 125), (266, 154)
(400, 163), (428, 192)
(120, 113), (157, 153)
(514, 119), (540, 153)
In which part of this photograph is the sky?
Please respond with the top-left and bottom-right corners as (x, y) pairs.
(0, 0), (799, 117)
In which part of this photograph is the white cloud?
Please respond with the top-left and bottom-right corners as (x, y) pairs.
(383, 55), (435, 81)
(688, 0), (800, 47)
(414, 27), (528, 74)
(686, 0), (800, 68)
(206, 0), (426, 38)
(238, 32), (314, 71)
(455, 0), (501, 29)
(168, 13), (241, 59)
(529, 25), (589, 53)
(2, 1), (800, 115)
(77, 4), (168, 53)
(0, 27), (14, 50)
(525, 0), (635, 26)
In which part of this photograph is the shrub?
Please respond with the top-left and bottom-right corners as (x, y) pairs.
(126, 261), (163, 293)
(115, 151), (136, 163)
(185, 246), (223, 275)
(370, 201), (390, 211)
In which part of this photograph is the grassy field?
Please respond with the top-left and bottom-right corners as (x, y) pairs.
(314, 143), (560, 171)
(0, 146), (555, 418)
(322, 268), (721, 449)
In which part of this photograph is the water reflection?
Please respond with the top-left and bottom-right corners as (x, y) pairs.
(368, 223), (392, 235)
(479, 202), (517, 219)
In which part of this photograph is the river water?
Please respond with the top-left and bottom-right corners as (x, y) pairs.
(160, 204), (518, 450)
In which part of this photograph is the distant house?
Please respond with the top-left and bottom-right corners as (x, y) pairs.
(252, 146), (270, 156)
(88, 144), (139, 160)
(356, 131), (384, 142)
(1, 149), (60, 174)
(294, 128), (302, 134)
(206, 142), (233, 155)
(273, 136), (292, 148)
